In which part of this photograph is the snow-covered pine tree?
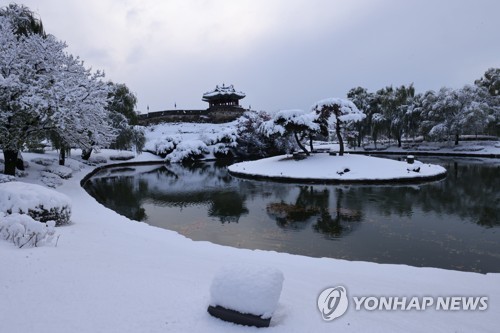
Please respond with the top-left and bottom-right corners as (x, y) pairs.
(262, 109), (320, 156)
(311, 98), (365, 156)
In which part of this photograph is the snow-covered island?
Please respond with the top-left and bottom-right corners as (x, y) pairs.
(228, 153), (447, 184)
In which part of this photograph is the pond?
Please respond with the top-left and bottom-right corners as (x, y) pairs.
(83, 156), (500, 273)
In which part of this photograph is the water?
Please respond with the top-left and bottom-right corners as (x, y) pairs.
(83, 156), (500, 273)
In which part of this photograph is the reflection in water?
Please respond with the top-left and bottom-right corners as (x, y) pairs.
(83, 157), (500, 273)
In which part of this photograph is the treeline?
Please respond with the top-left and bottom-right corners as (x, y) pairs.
(0, 4), (144, 175)
(346, 68), (500, 147)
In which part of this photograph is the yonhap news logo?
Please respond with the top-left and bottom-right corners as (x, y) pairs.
(317, 285), (488, 321)
(317, 286), (349, 321)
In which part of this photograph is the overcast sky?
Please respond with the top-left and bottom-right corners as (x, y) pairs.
(16, 0), (500, 113)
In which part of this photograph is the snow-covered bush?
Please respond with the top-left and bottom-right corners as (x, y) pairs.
(31, 158), (56, 166)
(40, 171), (64, 188)
(0, 213), (57, 248)
(209, 264), (284, 319)
(201, 129), (238, 159)
(88, 155), (108, 165)
(0, 182), (71, 225)
(152, 136), (180, 157)
(200, 128), (238, 147)
(109, 151), (135, 161)
(64, 158), (83, 171)
(0, 174), (16, 184)
(165, 140), (208, 163)
(43, 165), (73, 179)
(212, 143), (232, 158)
(237, 110), (294, 157)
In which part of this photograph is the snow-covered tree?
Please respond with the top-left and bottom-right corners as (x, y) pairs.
(0, 17), (59, 174)
(0, 6), (116, 173)
(347, 87), (372, 147)
(311, 98), (365, 156)
(420, 85), (494, 144)
(237, 110), (293, 157)
(107, 82), (139, 124)
(475, 68), (500, 97)
(106, 82), (145, 153)
(374, 85), (415, 147)
(0, 3), (45, 37)
(47, 54), (116, 165)
(261, 109), (320, 156)
(475, 68), (500, 136)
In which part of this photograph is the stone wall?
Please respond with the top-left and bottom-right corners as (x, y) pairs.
(138, 107), (246, 125)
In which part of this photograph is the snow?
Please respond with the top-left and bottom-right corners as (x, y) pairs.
(274, 109), (320, 130)
(165, 139), (208, 163)
(0, 213), (57, 248)
(144, 122), (238, 161)
(0, 181), (71, 217)
(311, 98), (365, 121)
(43, 164), (73, 179)
(209, 264), (284, 319)
(228, 154), (447, 182)
(0, 148), (498, 332)
(202, 84), (245, 99)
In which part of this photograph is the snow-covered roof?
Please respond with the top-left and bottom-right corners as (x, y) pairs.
(202, 84), (246, 101)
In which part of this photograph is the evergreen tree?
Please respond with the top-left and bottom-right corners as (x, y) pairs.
(311, 98), (365, 156)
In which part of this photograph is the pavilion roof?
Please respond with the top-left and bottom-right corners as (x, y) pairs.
(202, 84), (246, 101)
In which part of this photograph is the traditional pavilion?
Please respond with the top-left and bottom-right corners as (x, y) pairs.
(202, 84), (246, 109)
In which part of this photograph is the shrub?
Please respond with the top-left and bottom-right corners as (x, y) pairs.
(0, 182), (72, 225)
(0, 213), (57, 248)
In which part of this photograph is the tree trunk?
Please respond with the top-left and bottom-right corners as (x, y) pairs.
(81, 148), (92, 160)
(455, 133), (459, 145)
(3, 149), (18, 176)
(16, 151), (25, 171)
(336, 120), (344, 156)
(59, 148), (66, 166)
(294, 132), (309, 156)
(309, 135), (314, 153)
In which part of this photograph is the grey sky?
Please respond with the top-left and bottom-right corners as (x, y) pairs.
(17, 0), (500, 113)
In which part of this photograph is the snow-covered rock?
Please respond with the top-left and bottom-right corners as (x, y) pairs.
(209, 264), (284, 319)
(0, 182), (71, 225)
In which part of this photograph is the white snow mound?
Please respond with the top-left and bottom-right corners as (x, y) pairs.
(209, 264), (284, 319)
(0, 182), (71, 216)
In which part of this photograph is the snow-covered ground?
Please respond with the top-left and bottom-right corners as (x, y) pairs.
(143, 122), (238, 162)
(1, 148), (499, 332)
(228, 154), (446, 183)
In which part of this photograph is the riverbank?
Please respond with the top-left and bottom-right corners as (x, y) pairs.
(0, 150), (499, 332)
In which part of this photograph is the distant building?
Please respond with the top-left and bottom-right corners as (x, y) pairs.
(138, 84), (247, 125)
(202, 84), (246, 109)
